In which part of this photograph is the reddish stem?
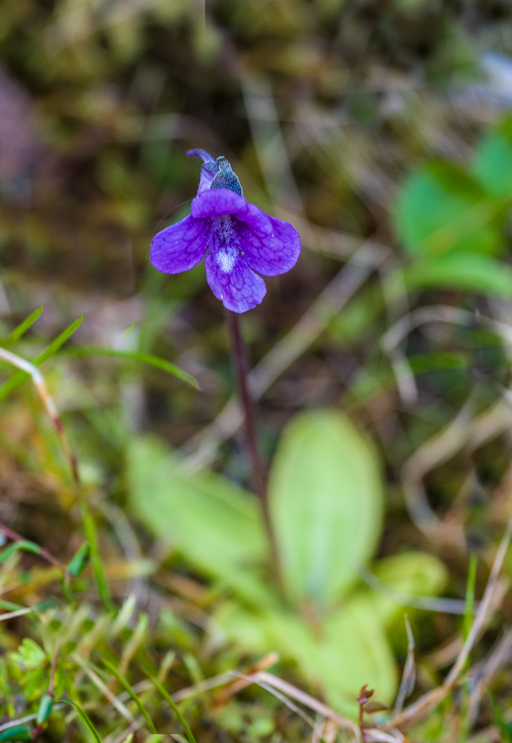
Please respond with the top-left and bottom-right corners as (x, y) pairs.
(0, 522), (63, 569)
(226, 311), (282, 584)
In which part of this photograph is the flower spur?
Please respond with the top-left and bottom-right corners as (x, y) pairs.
(150, 149), (301, 313)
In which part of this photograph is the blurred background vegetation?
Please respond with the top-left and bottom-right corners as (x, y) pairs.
(2, 0), (512, 741)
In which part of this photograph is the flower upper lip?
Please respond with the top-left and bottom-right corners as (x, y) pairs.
(191, 189), (273, 235)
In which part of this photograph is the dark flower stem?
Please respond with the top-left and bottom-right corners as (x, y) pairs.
(226, 311), (281, 579)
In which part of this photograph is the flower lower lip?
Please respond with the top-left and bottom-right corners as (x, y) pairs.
(217, 249), (237, 273)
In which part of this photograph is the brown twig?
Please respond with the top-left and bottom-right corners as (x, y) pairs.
(393, 616), (416, 714)
(48, 644), (59, 695)
(468, 626), (512, 724)
(231, 671), (317, 728)
(213, 652), (279, 706)
(252, 671), (361, 741)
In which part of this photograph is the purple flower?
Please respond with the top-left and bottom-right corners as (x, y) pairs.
(150, 149), (301, 313)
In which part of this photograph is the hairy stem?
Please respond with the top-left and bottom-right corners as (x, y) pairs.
(226, 311), (281, 582)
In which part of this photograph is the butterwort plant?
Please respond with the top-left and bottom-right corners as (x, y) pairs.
(150, 149), (301, 313)
(150, 149), (301, 575)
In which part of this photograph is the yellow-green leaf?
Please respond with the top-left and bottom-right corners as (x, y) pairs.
(269, 410), (383, 606)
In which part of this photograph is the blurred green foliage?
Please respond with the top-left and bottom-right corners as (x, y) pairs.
(130, 411), (445, 716)
(1, 0), (512, 741)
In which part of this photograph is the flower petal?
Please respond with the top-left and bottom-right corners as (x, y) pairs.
(197, 167), (215, 194)
(205, 249), (266, 313)
(191, 189), (272, 234)
(192, 188), (247, 219)
(150, 215), (210, 274)
(238, 202), (273, 235)
(236, 215), (301, 276)
(186, 150), (219, 193)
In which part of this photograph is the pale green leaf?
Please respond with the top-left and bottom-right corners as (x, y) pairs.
(214, 601), (270, 652)
(319, 606), (396, 713)
(128, 437), (272, 607)
(354, 552), (447, 627)
(215, 601), (396, 717)
(268, 410), (383, 606)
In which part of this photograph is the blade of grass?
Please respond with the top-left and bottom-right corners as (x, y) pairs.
(57, 699), (102, 743)
(102, 658), (157, 734)
(463, 552), (478, 645)
(35, 314), (85, 365)
(3, 303), (45, 346)
(72, 654), (135, 724)
(0, 344), (81, 486)
(459, 552), (479, 742)
(0, 600), (24, 610)
(488, 691), (512, 742)
(65, 347), (198, 388)
(145, 671), (196, 743)
(82, 506), (114, 611)
(0, 313), (85, 403)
